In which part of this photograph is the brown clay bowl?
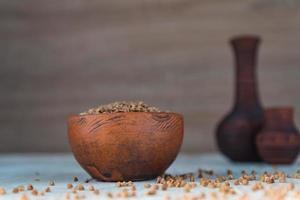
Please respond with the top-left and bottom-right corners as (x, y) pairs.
(67, 112), (184, 182)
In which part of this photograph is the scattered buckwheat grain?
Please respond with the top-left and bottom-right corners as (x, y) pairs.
(12, 187), (19, 193)
(80, 101), (162, 115)
(31, 189), (38, 196)
(49, 181), (55, 186)
(88, 185), (94, 191)
(0, 187), (6, 195)
(27, 184), (34, 191)
(184, 184), (191, 193)
(75, 184), (84, 191)
(94, 189), (100, 195)
(19, 194), (28, 200)
(67, 183), (73, 189)
(145, 189), (156, 195)
(65, 193), (70, 200)
(107, 192), (113, 198)
(252, 182), (264, 191)
(17, 185), (24, 192)
(131, 185), (136, 191)
(287, 183), (295, 191)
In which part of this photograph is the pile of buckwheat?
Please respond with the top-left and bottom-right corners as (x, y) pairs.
(80, 101), (161, 115)
(1, 170), (300, 200)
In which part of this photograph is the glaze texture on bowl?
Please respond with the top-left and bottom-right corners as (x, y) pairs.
(68, 112), (184, 182)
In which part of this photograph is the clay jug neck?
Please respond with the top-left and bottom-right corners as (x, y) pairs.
(231, 36), (262, 110)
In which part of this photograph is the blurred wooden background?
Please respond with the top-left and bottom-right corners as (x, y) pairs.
(1, 0), (300, 153)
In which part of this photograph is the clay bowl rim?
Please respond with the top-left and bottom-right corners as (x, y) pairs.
(67, 111), (183, 121)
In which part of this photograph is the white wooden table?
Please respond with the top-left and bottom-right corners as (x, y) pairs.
(0, 153), (300, 200)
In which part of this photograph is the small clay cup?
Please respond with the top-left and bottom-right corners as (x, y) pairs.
(68, 112), (183, 181)
(256, 107), (300, 164)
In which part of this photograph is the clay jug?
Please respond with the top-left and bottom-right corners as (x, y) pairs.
(216, 35), (264, 162)
(256, 107), (300, 164)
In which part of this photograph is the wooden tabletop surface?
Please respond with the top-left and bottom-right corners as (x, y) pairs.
(0, 153), (300, 199)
